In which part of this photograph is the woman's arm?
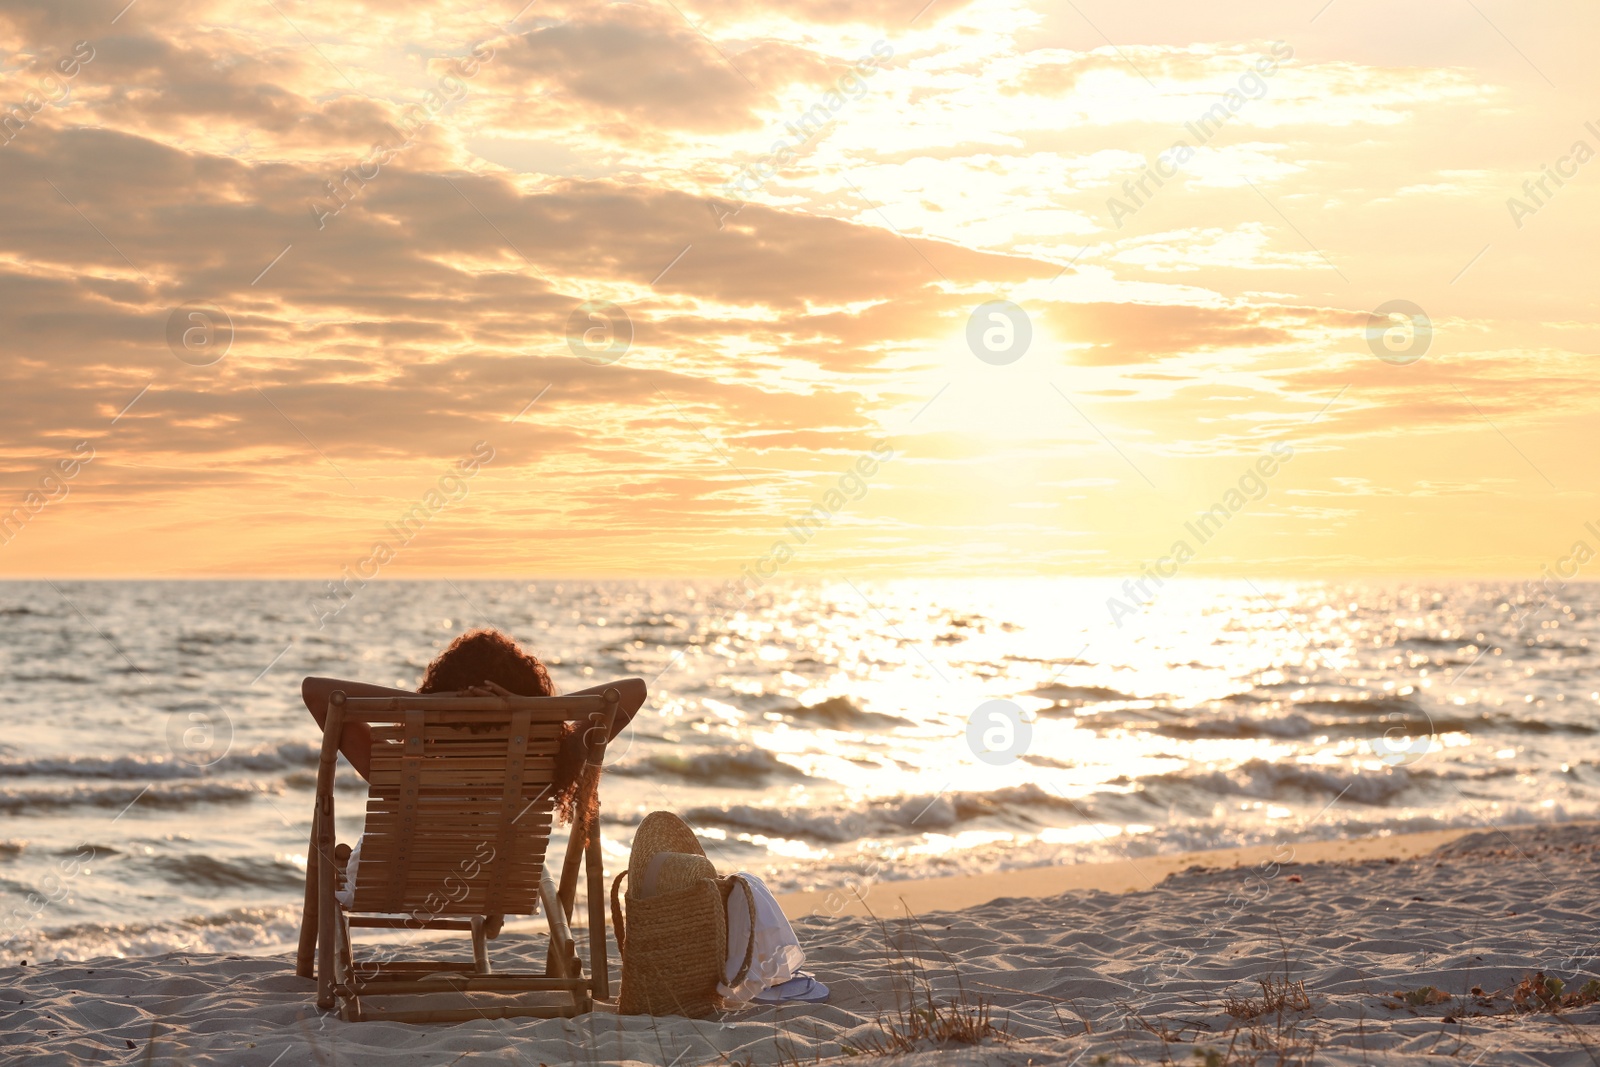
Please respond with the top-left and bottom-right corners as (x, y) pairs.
(301, 676), (419, 781)
(563, 677), (647, 738)
(474, 676), (646, 738)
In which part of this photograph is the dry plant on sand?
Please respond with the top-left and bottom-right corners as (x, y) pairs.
(1190, 1028), (1318, 1067)
(840, 907), (1011, 1057)
(1224, 977), (1313, 1021)
(723, 1046), (817, 1067)
(1203, 945), (1320, 1067)
(1379, 972), (1600, 1017)
(1511, 973), (1600, 1014)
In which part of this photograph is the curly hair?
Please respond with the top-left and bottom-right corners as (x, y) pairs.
(418, 628), (596, 827)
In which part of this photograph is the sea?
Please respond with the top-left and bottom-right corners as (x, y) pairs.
(0, 578), (1593, 961)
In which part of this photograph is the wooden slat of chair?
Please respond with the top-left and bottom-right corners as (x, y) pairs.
(369, 723), (567, 738)
(353, 1004), (579, 1023)
(368, 758), (563, 777)
(294, 686), (621, 1022)
(339, 974), (591, 995)
(367, 768), (560, 785)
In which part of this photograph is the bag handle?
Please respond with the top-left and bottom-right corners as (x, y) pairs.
(610, 870), (628, 953)
(724, 874), (757, 990)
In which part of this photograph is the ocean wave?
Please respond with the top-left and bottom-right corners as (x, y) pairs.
(612, 747), (808, 784)
(227, 742), (320, 772)
(144, 854), (306, 892)
(1292, 694), (1423, 716)
(684, 803), (869, 843)
(0, 754), (208, 781)
(626, 629), (703, 649)
(281, 769), (370, 793)
(1066, 704), (1311, 737)
(945, 783), (1085, 820)
(1155, 713), (1318, 740)
(5, 905), (303, 963)
(0, 743), (320, 782)
(0, 781), (272, 815)
(1509, 717), (1597, 735)
(778, 696), (910, 728)
(1150, 706), (1595, 743)
(685, 782), (1085, 843)
(1397, 635), (1483, 650)
(1150, 758), (1412, 806)
(175, 629), (261, 646)
(1031, 683), (1138, 705)
(1406, 763), (1520, 783)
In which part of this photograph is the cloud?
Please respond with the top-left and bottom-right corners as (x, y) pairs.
(475, 5), (839, 135)
(1040, 300), (1304, 365)
(0, 115), (1063, 497)
(0, 0), (1593, 576)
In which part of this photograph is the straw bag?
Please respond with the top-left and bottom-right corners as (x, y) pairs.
(610, 812), (753, 1018)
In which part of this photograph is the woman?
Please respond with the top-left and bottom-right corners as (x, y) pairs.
(302, 628), (646, 824)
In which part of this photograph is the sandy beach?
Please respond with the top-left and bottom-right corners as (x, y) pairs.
(5, 820), (1597, 1066)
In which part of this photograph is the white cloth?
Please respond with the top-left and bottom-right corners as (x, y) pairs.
(718, 872), (805, 1005)
(333, 836), (363, 908)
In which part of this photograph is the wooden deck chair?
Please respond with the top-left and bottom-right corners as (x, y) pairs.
(294, 687), (621, 1022)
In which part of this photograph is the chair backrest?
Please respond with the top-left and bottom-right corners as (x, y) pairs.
(334, 693), (613, 919)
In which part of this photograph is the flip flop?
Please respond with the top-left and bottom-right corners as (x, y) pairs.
(752, 973), (830, 1004)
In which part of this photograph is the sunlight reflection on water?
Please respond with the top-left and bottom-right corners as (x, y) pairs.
(0, 577), (1594, 957)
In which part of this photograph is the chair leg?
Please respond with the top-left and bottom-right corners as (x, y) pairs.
(586, 821), (609, 1001)
(557, 819), (586, 920)
(296, 822), (320, 979)
(316, 797), (337, 1011)
(335, 909), (360, 1022)
(471, 916), (492, 974)
(540, 868), (590, 1015)
(336, 907), (354, 980)
(540, 869), (574, 980)
(550, 811), (592, 973)
(308, 693), (346, 993)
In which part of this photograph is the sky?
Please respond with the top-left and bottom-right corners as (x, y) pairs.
(1, 0), (1596, 580)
